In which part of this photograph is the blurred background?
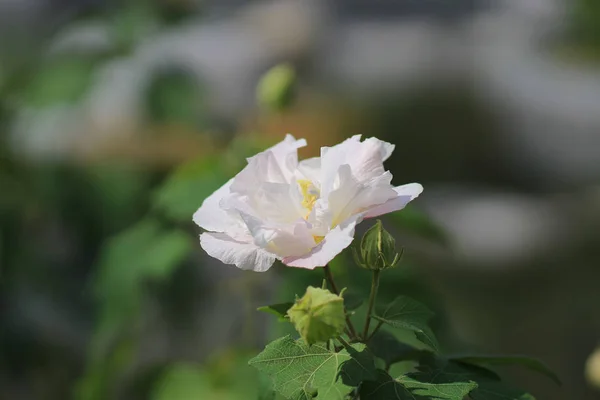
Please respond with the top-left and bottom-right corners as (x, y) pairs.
(2, 0), (600, 399)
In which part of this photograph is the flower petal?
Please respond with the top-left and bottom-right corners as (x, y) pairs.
(362, 183), (423, 218)
(266, 134), (307, 180)
(351, 136), (395, 181)
(230, 135), (306, 194)
(200, 232), (276, 272)
(295, 156), (321, 184)
(282, 216), (361, 269)
(239, 211), (316, 258)
(231, 151), (287, 193)
(327, 164), (396, 227)
(319, 135), (395, 197)
(192, 178), (235, 232)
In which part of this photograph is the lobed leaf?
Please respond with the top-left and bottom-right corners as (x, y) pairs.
(367, 330), (424, 367)
(399, 375), (477, 400)
(416, 357), (537, 400)
(451, 356), (561, 386)
(414, 326), (441, 353)
(248, 336), (377, 400)
(373, 296), (438, 352)
(374, 296), (435, 331)
(360, 369), (476, 400)
(469, 381), (536, 400)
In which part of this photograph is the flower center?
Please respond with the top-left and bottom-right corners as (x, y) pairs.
(298, 180), (324, 245)
(298, 179), (319, 215)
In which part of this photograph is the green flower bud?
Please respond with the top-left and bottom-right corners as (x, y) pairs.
(287, 286), (346, 345)
(352, 220), (402, 271)
(256, 64), (296, 112)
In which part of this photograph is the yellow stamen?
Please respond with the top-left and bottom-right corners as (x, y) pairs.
(313, 235), (324, 244)
(298, 179), (318, 217)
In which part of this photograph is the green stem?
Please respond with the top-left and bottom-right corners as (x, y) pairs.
(362, 269), (381, 339)
(323, 264), (340, 293)
(336, 336), (352, 349)
(367, 320), (384, 341)
(323, 264), (358, 340)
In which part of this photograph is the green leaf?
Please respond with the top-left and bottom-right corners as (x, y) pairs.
(360, 369), (476, 400)
(414, 326), (441, 353)
(257, 302), (294, 321)
(373, 296), (438, 352)
(451, 355), (561, 386)
(374, 296), (435, 332)
(367, 330), (423, 367)
(248, 335), (377, 400)
(359, 370), (415, 400)
(398, 375), (477, 400)
(469, 381), (536, 400)
(415, 357), (536, 400)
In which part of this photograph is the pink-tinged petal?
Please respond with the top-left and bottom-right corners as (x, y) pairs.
(231, 135), (307, 193)
(328, 164), (396, 227)
(319, 135), (395, 197)
(266, 134), (307, 179)
(239, 211), (316, 258)
(282, 216), (361, 269)
(363, 183), (423, 219)
(376, 138), (395, 162)
(319, 135), (361, 197)
(350, 137), (395, 182)
(200, 232), (276, 272)
(231, 151), (287, 193)
(192, 178), (234, 232)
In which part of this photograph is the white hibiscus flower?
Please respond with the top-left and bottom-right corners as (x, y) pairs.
(193, 135), (423, 271)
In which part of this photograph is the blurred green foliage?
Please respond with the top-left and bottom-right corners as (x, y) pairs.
(152, 155), (227, 222)
(145, 70), (208, 128)
(0, 3), (455, 397)
(572, 0), (600, 48)
(151, 350), (281, 400)
(24, 59), (96, 107)
(111, 1), (160, 51)
(256, 64), (297, 113)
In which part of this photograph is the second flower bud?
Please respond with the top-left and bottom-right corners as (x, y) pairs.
(353, 219), (402, 271)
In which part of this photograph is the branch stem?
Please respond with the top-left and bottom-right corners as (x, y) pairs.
(367, 320), (384, 341)
(323, 264), (358, 340)
(363, 269), (381, 339)
(336, 336), (352, 349)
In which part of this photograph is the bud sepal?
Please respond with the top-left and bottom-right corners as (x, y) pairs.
(354, 219), (402, 271)
(287, 286), (346, 345)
